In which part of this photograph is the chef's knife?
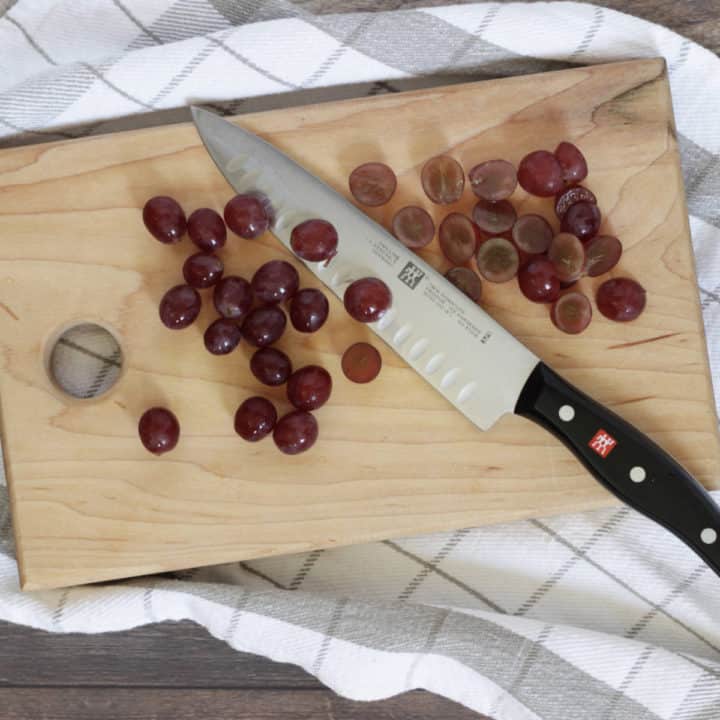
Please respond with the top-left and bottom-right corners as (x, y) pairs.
(191, 107), (720, 578)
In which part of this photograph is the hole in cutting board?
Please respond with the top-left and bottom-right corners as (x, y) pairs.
(47, 323), (123, 400)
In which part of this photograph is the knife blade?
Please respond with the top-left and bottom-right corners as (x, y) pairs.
(191, 106), (720, 579)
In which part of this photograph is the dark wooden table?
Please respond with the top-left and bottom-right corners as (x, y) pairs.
(2, 2), (717, 718)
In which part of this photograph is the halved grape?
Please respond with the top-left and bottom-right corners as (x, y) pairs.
(143, 196), (186, 244)
(472, 198), (517, 235)
(445, 267), (482, 302)
(234, 396), (277, 442)
(348, 162), (397, 207)
(561, 200), (601, 242)
(187, 208), (226, 252)
(512, 214), (553, 255)
(475, 237), (519, 283)
(213, 276), (253, 321)
(224, 192), (273, 239)
(251, 260), (299, 304)
(554, 142), (588, 186)
(584, 235), (622, 277)
(421, 155), (465, 205)
(468, 159), (517, 202)
(241, 306), (287, 347)
(290, 219), (338, 263)
(555, 185), (597, 219)
(552, 291), (592, 334)
(287, 365), (332, 411)
(183, 252), (224, 288)
(289, 288), (329, 333)
(273, 410), (318, 455)
(438, 213), (481, 264)
(138, 407), (180, 455)
(392, 206), (435, 249)
(548, 233), (585, 283)
(517, 151), (564, 197)
(596, 278), (646, 321)
(341, 342), (382, 384)
(250, 347), (292, 386)
(159, 284), (201, 329)
(344, 277), (392, 322)
(517, 258), (560, 303)
(204, 317), (242, 355)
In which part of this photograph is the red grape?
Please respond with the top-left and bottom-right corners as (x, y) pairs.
(445, 267), (482, 302)
(273, 410), (318, 455)
(341, 342), (382, 384)
(517, 151), (564, 197)
(224, 192), (273, 239)
(512, 214), (553, 255)
(548, 232), (585, 283)
(561, 200), (601, 242)
(187, 208), (226, 252)
(289, 288), (329, 333)
(290, 219), (338, 263)
(138, 407), (180, 455)
(234, 396), (277, 442)
(555, 185), (597, 219)
(472, 198), (517, 235)
(596, 278), (646, 321)
(241, 306), (287, 347)
(348, 162), (397, 207)
(250, 347), (292, 386)
(159, 284), (201, 329)
(475, 237), (519, 283)
(251, 260), (299, 304)
(421, 155), (465, 205)
(438, 213), (481, 264)
(552, 291), (592, 334)
(213, 276), (253, 321)
(392, 206), (435, 249)
(518, 258), (560, 303)
(584, 235), (622, 277)
(468, 159), (517, 202)
(183, 252), (223, 288)
(555, 141), (588, 185)
(143, 196), (186, 244)
(204, 318), (242, 355)
(344, 277), (392, 323)
(287, 365), (332, 411)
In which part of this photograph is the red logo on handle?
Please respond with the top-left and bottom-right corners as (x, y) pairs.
(589, 429), (617, 458)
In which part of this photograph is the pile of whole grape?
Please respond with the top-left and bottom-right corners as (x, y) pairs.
(349, 143), (645, 335)
(139, 195), (385, 456)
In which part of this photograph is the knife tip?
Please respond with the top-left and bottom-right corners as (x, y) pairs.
(189, 105), (207, 123)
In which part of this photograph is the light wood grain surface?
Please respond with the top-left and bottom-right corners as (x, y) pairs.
(1, 58), (718, 590)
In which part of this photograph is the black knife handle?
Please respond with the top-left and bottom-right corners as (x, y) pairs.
(515, 362), (720, 578)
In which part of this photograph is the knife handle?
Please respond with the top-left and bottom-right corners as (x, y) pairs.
(515, 362), (720, 578)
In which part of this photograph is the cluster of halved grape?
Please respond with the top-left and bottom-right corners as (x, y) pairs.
(138, 194), (384, 456)
(348, 143), (646, 335)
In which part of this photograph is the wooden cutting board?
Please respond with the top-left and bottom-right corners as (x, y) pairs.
(2, 58), (719, 591)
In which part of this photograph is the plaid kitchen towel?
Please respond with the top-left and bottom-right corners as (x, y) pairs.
(1, 1), (720, 718)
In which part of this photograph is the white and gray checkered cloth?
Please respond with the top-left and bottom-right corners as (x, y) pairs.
(1, 2), (719, 718)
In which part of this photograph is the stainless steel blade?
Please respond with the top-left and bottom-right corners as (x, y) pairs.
(192, 107), (539, 430)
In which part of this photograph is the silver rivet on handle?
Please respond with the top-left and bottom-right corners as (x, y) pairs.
(701, 528), (717, 545)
